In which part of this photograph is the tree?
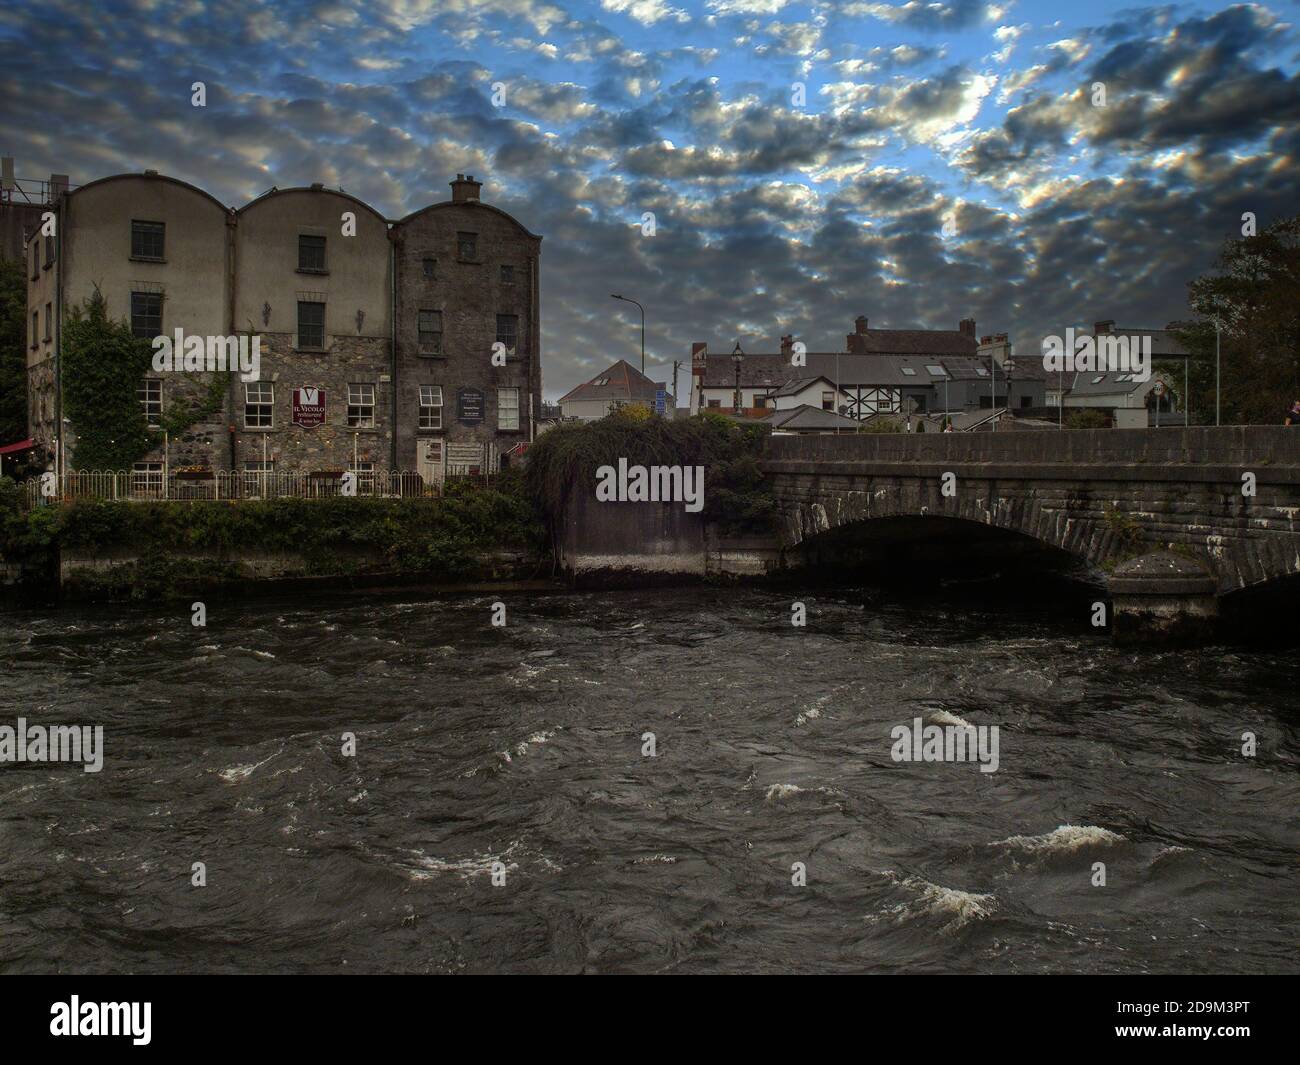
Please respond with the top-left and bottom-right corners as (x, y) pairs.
(62, 287), (155, 469)
(1169, 215), (1300, 424)
(0, 259), (28, 455)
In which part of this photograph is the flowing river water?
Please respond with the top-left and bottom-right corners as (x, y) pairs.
(1, 584), (1296, 974)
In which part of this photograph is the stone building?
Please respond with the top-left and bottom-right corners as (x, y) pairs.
(26, 171), (231, 477)
(393, 175), (542, 481)
(232, 185), (393, 485)
(26, 169), (544, 487)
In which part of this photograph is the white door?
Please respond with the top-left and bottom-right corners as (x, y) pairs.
(417, 439), (444, 485)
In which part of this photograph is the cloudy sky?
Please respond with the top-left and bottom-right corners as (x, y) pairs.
(3, 0), (1297, 399)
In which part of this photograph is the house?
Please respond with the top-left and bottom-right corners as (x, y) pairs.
(1044, 321), (1188, 424)
(558, 358), (664, 420)
(26, 169), (543, 486)
(763, 404), (863, 434)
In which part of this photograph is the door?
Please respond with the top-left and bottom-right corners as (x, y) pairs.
(417, 439), (444, 486)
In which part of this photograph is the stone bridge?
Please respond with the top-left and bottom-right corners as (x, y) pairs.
(759, 426), (1300, 640)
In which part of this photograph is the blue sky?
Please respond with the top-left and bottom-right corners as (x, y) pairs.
(2, 0), (1297, 399)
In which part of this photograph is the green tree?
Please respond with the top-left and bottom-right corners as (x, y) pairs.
(0, 259), (27, 453)
(1169, 215), (1300, 424)
(62, 287), (155, 469)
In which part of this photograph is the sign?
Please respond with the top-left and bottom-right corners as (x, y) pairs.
(457, 387), (484, 425)
(1153, 380), (1167, 398)
(292, 387), (327, 429)
(655, 387), (667, 415)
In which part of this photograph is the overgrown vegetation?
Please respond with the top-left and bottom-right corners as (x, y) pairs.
(0, 471), (547, 598)
(525, 409), (775, 534)
(0, 260), (29, 469)
(1066, 409), (1110, 430)
(62, 287), (226, 470)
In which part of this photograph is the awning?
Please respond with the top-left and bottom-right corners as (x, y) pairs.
(0, 438), (33, 455)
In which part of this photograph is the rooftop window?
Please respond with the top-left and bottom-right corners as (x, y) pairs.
(926, 365), (946, 377)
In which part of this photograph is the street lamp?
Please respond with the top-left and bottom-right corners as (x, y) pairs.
(610, 294), (645, 375)
(1213, 316), (1221, 426)
(733, 349), (743, 413)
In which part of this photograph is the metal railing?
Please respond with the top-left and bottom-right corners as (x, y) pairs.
(17, 469), (507, 508)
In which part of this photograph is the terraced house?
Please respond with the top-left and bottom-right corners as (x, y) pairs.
(24, 170), (543, 490)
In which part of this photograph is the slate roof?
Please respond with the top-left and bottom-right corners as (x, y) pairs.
(764, 405), (863, 431)
(560, 359), (661, 404)
(850, 328), (977, 357)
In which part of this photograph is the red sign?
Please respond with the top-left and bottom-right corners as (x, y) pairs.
(292, 387), (327, 428)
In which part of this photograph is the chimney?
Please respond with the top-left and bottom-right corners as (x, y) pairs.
(1094, 319), (1114, 334)
(959, 318), (976, 337)
(691, 342), (707, 374)
(450, 173), (482, 203)
(855, 315), (869, 334)
(980, 335), (993, 345)
(780, 335), (793, 358)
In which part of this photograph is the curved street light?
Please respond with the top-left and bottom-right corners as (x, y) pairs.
(610, 294), (645, 375)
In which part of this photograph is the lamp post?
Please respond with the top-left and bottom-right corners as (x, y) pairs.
(610, 294), (645, 375)
(733, 351), (743, 413)
(1213, 316), (1221, 426)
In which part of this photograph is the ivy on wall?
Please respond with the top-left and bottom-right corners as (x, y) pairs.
(61, 287), (228, 470)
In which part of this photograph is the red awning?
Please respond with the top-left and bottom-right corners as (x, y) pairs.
(0, 438), (34, 455)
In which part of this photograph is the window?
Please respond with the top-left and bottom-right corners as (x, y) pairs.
(43, 303), (52, 341)
(975, 367), (988, 377)
(707, 399), (721, 408)
(418, 310), (442, 355)
(900, 367), (917, 376)
(914, 395), (927, 412)
(44, 234), (54, 267)
(243, 460), (274, 497)
(347, 383), (375, 428)
(298, 234), (327, 272)
(926, 365), (947, 377)
(298, 301), (325, 348)
(1020, 395), (1032, 408)
(496, 314), (518, 353)
(498, 387), (520, 430)
(979, 395), (992, 409)
(245, 382), (274, 428)
(500, 264), (514, 284)
(457, 232), (477, 260)
(131, 291), (162, 338)
(131, 220), (165, 260)
(139, 379), (162, 425)
(422, 258), (437, 280)
(31, 311), (38, 349)
(419, 385), (443, 429)
(132, 463), (164, 497)
(822, 391), (835, 411)
(31, 243), (39, 280)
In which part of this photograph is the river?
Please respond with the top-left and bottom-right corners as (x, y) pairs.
(1, 585), (1296, 973)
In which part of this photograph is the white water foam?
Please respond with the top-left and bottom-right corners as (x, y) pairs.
(990, 824), (1125, 854)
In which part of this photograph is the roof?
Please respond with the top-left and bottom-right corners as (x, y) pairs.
(559, 359), (661, 405)
(701, 352), (972, 388)
(1062, 371), (1166, 397)
(850, 327), (977, 357)
(772, 375), (837, 397)
(396, 199), (542, 240)
(1090, 326), (1191, 358)
(764, 404), (862, 431)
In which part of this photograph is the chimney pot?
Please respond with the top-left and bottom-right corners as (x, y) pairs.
(855, 315), (868, 334)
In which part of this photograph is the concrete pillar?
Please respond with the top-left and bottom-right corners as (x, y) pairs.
(1107, 551), (1218, 645)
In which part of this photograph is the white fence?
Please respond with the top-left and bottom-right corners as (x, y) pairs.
(18, 469), (507, 508)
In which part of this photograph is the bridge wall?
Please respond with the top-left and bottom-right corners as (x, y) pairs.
(760, 427), (1300, 594)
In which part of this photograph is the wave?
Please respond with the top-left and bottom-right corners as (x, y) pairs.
(872, 872), (998, 934)
(989, 824), (1125, 854)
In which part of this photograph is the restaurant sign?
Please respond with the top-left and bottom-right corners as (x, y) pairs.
(457, 387), (484, 425)
(292, 387), (327, 428)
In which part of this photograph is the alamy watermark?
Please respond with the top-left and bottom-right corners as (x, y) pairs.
(595, 458), (704, 513)
(890, 716), (999, 773)
(151, 329), (261, 382)
(1041, 328), (1150, 381)
(0, 717), (103, 772)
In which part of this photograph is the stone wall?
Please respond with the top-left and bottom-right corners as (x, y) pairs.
(762, 426), (1300, 594)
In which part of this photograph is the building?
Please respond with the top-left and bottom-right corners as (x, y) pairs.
(689, 317), (1041, 421)
(1044, 321), (1186, 424)
(395, 175), (542, 480)
(558, 358), (664, 420)
(25, 169), (543, 486)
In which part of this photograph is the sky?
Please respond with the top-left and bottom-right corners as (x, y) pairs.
(2, 0), (1297, 400)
